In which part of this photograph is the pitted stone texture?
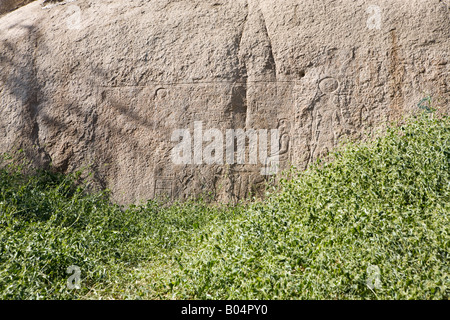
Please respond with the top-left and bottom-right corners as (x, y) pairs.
(0, 0), (449, 204)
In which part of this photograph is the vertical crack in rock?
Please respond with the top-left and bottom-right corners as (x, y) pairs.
(240, 0), (277, 82)
(238, 0), (278, 130)
(258, 3), (277, 80)
(236, 0), (249, 83)
(234, 7), (249, 129)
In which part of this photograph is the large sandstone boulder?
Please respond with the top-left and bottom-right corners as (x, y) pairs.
(1, 0), (449, 204)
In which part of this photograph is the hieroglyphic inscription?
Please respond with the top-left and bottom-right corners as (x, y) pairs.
(95, 80), (365, 202)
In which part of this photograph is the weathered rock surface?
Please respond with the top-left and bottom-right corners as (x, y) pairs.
(1, 0), (449, 204)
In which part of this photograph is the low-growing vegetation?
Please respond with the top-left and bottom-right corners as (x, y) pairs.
(0, 110), (448, 299)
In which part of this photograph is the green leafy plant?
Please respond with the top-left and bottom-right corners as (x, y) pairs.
(0, 109), (448, 300)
